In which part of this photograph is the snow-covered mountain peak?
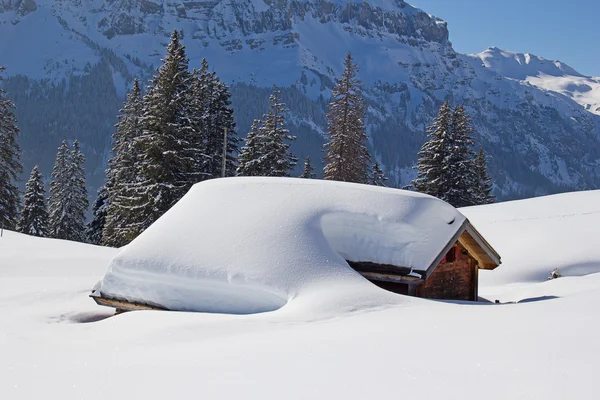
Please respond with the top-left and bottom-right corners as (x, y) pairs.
(0, 0), (449, 44)
(469, 47), (600, 115)
(473, 47), (584, 80)
(0, 0), (453, 87)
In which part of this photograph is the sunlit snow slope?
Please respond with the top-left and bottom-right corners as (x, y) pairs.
(471, 47), (600, 115)
(462, 189), (600, 301)
(1, 189), (600, 399)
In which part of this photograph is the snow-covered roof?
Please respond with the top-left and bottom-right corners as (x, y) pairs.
(96, 178), (497, 314)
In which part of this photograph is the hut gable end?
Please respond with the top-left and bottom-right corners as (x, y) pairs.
(347, 219), (500, 302)
(417, 243), (478, 301)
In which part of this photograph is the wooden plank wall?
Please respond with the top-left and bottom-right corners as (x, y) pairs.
(416, 243), (477, 301)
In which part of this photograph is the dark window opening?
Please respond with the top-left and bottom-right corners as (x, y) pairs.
(445, 246), (456, 263)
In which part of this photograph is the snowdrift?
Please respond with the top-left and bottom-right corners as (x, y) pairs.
(95, 178), (465, 314)
(462, 190), (600, 286)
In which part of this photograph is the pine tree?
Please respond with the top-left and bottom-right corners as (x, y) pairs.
(370, 162), (388, 186)
(48, 141), (70, 238)
(186, 60), (214, 182)
(17, 165), (48, 237)
(300, 156), (317, 179)
(0, 66), (23, 230)
(259, 85), (297, 176)
(445, 105), (477, 207)
(133, 30), (195, 231)
(323, 53), (370, 184)
(412, 102), (477, 207)
(87, 185), (108, 245)
(473, 148), (495, 205)
(195, 59), (239, 179)
(103, 79), (145, 246)
(48, 140), (89, 242)
(237, 86), (297, 177)
(70, 141), (89, 239)
(412, 101), (452, 199)
(237, 119), (264, 176)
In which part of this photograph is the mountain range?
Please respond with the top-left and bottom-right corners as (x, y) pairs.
(1, 0), (600, 199)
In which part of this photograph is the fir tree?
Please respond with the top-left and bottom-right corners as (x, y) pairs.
(48, 140), (89, 242)
(473, 148), (495, 205)
(133, 30), (195, 231)
(237, 119), (264, 176)
(193, 59), (239, 179)
(48, 141), (70, 238)
(445, 104), (477, 207)
(412, 102), (477, 207)
(259, 85), (297, 176)
(370, 162), (388, 186)
(103, 79), (145, 246)
(70, 141), (89, 237)
(323, 53), (370, 184)
(412, 101), (452, 199)
(186, 60), (214, 182)
(237, 86), (297, 177)
(17, 165), (48, 237)
(87, 185), (108, 245)
(0, 66), (23, 230)
(300, 156), (317, 179)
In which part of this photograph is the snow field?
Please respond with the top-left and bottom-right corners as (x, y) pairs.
(1, 188), (600, 399)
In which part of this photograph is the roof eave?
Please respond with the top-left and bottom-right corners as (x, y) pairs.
(423, 218), (502, 278)
(424, 219), (469, 279)
(463, 221), (502, 269)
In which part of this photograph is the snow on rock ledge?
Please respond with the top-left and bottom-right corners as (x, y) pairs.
(96, 178), (465, 314)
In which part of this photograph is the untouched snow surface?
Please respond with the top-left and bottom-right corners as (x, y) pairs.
(461, 190), (600, 300)
(1, 189), (600, 399)
(97, 178), (464, 314)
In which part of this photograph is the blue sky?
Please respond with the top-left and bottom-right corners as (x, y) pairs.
(408, 0), (600, 76)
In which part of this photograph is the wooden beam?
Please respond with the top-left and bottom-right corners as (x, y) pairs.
(464, 223), (501, 267)
(90, 294), (168, 312)
(458, 236), (488, 271)
(474, 259), (479, 301)
(359, 271), (423, 284)
(347, 260), (413, 275)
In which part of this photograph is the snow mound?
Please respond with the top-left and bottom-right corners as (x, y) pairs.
(96, 178), (465, 314)
(462, 190), (600, 287)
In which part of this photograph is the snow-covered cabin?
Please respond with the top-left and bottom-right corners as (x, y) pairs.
(92, 178), (500, 314)
(348, 221), (500, 301)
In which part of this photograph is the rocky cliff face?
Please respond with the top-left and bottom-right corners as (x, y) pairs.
(1, 0), (599, 199)
(90, 0), (448, 42)
(0, 0), (36, 15)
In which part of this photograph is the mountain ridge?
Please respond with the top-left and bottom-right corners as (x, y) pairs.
(1, 0), (599, 199)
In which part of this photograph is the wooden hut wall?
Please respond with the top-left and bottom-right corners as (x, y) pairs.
(416, 243), (478, 301)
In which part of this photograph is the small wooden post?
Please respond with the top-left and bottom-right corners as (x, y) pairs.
(222, 127), (228, 178)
